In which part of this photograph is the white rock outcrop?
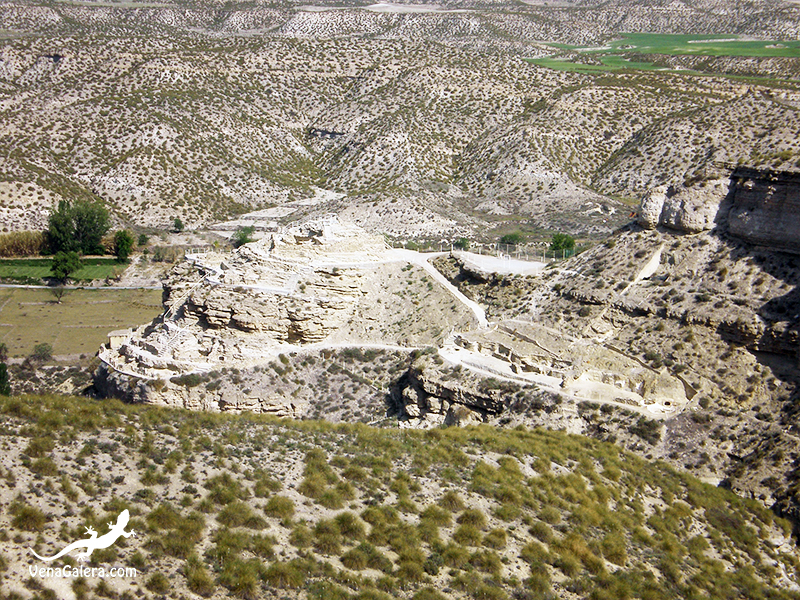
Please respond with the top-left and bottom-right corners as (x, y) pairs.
(96, 216), (391, 408)
(639, 179), (731, 233)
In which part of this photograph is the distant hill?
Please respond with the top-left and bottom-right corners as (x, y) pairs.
(0, 0), (799, 239)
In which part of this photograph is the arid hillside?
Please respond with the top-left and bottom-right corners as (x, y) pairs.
(1, 394), (797, 600)
(1, 0), (799, 239)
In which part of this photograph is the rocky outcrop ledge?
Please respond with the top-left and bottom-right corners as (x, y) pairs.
(640, 167), (800, 256)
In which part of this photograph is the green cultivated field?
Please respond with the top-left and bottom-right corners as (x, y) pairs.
(532, 33), (800, 73)
(530, 56), (663, 73)
(0, 287), (162, 357)
(0, 257), (126, 282)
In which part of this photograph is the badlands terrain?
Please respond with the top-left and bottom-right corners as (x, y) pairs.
(1, 0), (800, 238)
(2, 182), (799, 598)
(1, 0), (800, 598)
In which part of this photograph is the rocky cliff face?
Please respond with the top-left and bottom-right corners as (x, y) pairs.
(639, 177), (732, 233)
(639, 167), (800, 256)
(397, 362), (506, 426)
(95, 216), (480, 413)
(180, 270), (361, 342)
(728, 167), (800, 255)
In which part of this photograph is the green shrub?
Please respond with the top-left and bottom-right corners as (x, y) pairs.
(443, 543), (470, 569)
(146, 504), (205, 558)
(204, 472), (249, 505)
(206, 528), (250, 567)
(553, 552), (581, 577)
(469, 549), (502, 576)
(526, 569), (552, 596)
(318, 487), (345, 509)
(264, 495), (295, 520)
(217, 501), (266, 529)
(289, 523), (313, 548)
(453, 523), (482, 546)
(539, 506), (561, 524)
(413, 588), (448, 600)
(396, 559), (426, 584)
(420, 505), (451, 527)
(556, 533), (605, 575)
(146, 572), (171, 593)
(528, 520), (553, 543)
(32, 342), (53, 362)
(184, 555), (215, 597)
(360, 542), (393, 573)
(520, 541), (549, 565)
(355, 589), (393, 600)
(298, 472), (328, 499)
(493, 503), (522, 522)
(601, 532), (627, 566)
(335, 512), (366, 540)
(171, 373), (203, 388)
(219, 558), (263, 598)
(263, 560), (306, 589)
(417, 519), (441, 544)
(438, 490), (465, 511)
(147, 502), (183, 530)
(313, 519), (343, 555)
(457, 508), (487, 529)
(253, 473), (282, 497)
(453, 572), (509, 600)
(10, 501), (47, 531)
(250, 534), (276, 559)
(483, 529), (507, 549)
(309, 581), (352, 600)
(113, 229), (134, 262)
(25, 437), (55, 458)
(30, 457), (58, 476)
(341, 546), (369, 570)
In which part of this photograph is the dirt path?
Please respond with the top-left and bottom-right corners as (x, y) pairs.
(390, 249), (489, 328)
(438, 343), (677, 419)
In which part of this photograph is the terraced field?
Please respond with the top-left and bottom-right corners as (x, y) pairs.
(555, 33), (800, 58)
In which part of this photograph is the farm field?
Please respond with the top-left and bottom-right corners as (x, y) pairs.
(529, 55), (665, 73)
(551, 33), (800, 58)
(0, 287), (162, 357)
(0, 257), (126, 283)
(532, 33), (800, 74)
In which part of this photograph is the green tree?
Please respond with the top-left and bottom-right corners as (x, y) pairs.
(114, 230), (135, 262)
(232, 226), (255, 248)
(500, 232), (524, 245)
(47, 199), (109, 255)
(32, 343), (52, 362)
(50, 285), (67, 304)
(51, 251), (82, 282)
(453, 238), (469, 250)
(137, 233), (149, 247)
(549, 233), (575, 256)
(0, 342), (7, 363)
(173, 217), (185, 233)
(0, 363), (9, 396)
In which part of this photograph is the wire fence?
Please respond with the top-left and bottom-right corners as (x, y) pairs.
(385, 239), (577, 262)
